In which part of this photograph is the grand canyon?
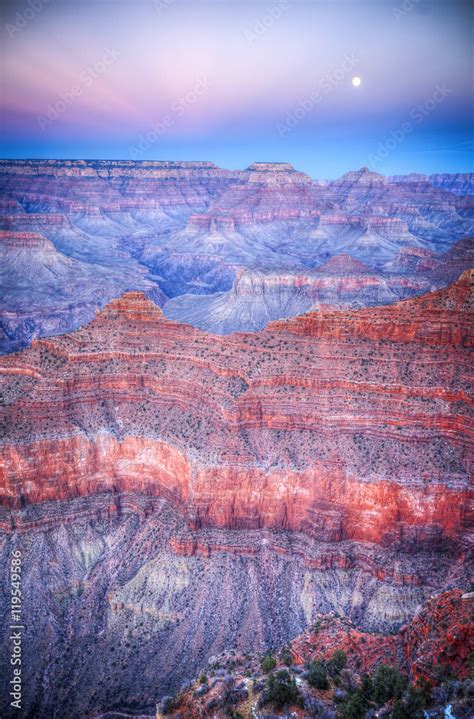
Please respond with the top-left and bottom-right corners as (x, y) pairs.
(0, 159), (472, 718)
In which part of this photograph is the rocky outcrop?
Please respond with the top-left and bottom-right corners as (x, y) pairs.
(291, 589), (474, 683)
(163, 253), (437, 333)
(0, 160), (472, 349)
(1, 274), (472, 554)
(159, 589), (473, 719)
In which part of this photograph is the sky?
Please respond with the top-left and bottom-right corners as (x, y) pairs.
(0, 0), (472, 178)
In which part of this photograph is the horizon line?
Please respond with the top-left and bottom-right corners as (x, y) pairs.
(0, 157), (472, 182)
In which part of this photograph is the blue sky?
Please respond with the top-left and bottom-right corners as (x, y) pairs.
(1, 0), (472, 178)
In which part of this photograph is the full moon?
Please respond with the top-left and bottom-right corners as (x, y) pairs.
(352, 76), (361, 87)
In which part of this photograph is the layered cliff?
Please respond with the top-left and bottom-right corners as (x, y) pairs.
(163, 252), (439, 333)
(4, 492), (466, 719)
(1, 272), (472, 549)
(0, 270), (472, 717)
(1, 160), (473, 350)
(168, 590), (473, 719)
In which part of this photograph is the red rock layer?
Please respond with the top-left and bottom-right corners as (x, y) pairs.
(291, 614), (398, 674)
(168, 531), (429, 586)
(291, 590), (474, 684)
(0, 230), (55, 249)
(402, 589), (474, 683)
(0, 274), (472, 548)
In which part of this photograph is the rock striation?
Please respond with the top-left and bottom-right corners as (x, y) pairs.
(1, 273), (472, 551)
(1, 160), (473, 349)
(163, 251), (443, 332)
(157, 590), (473, 719)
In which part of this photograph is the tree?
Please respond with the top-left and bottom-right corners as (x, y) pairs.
(261, 654), (277, 673)
(307, 660), (329, 690)
(372, 665), (407, 705)
(264, 670), (301, 709)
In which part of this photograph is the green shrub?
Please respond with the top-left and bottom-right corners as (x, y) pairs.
(264, 670), (302, 709)
(391, 685), (429, 719)
(336, 691), (367, 719)
(372, 665), (407, 704)
(328, 650), (347, 675)
(199, 672), (207, 684)
(337, 666), (427, 719)
(261, 654), (277, 673)
(307, 660), (329, 689)
(279, 647), (294, 667)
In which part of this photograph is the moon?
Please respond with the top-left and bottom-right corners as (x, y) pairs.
(352, 76), (361, 87)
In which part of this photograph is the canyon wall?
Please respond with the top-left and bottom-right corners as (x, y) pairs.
(1, 160), (473, 350)
(0, 493), (470, 719)
(0, 160), (473, 717)
(1, 272), (472, 549)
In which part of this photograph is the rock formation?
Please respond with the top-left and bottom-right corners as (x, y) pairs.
(1, 160), (473, 349)
(0, 160), (473, 718)
(163, 252), (444, 333)
(1, 273), (472, 550)
(168, 590), (473, 719)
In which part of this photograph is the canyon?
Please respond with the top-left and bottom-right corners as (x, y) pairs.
(0, 267), (472, 717)
(1, 160), (473, 351)
(0, 160), (472, 718)
(1, 274), (472, 540)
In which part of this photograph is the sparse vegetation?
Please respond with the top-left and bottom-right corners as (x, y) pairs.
(260, 654), (277, 673)
(262, 669), (302, 709)
(307, 660), (329, 689)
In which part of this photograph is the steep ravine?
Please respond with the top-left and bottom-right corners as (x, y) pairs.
(0, 495), (467, 719)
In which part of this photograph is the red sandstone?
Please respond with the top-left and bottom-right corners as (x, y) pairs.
(0, 274), (472, 549)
